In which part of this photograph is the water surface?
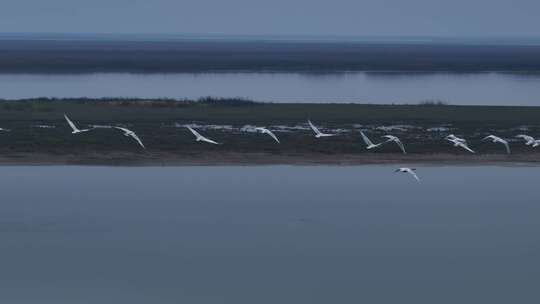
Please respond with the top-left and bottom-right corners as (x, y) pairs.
(2, 72), (540, 105)
(0, 165), (538, 303)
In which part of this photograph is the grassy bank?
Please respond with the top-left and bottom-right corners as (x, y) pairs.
(1, 97), (540, 124)
(0, 98), (538, 164)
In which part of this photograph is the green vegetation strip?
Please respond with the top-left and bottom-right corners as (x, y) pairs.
(0, 97), (539, 124)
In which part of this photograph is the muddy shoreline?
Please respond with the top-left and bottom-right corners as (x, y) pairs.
(0, 152), (538, 166)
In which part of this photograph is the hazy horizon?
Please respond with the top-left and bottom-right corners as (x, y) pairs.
(2, 32), (540, 47)
(2, 0), (539, 38)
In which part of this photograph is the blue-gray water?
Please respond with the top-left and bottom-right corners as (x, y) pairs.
(0, 165), (539, 303)
(2, 72), (540, 105)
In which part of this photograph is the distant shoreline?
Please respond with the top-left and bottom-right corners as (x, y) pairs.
(2, 39), (540, 73)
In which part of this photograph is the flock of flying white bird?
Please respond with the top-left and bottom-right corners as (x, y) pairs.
(59, 114), (538, 182)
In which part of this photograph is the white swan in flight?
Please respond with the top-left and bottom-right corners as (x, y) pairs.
(382, 135), (406, 154)
(483, 135), (510, 154)
(446, 134), (466, 144)
(186, 125), (221, 145)
(308, 120), (335, 138)
(395, 167), (420, 182)
(114, 127), (145, 149)
(360, 131), (383, 149)
(64, 113), (92, 134)
(446, 138), (475, 153)
(515, 134), (540, 147)
(255, 127), (280, 143)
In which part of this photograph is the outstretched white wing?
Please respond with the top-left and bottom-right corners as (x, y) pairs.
(113, 126), (130, 133)
(187, 126), (220, 144)
(129, 132), (145, 149)
(516, 134), (535, 145)
(264, 129), (280, 143)
(64, 114), (78, 132)
(502, 141), (511, 154)
(516, 134), (534, 142)
(396, 168), (420, 182)
(483, 135), (510, 154)
(483, 135), (497, 141)
(382, 135), (406, 154)
(308, 120), (322, 135)
(408, 170), (420, 182)
(114, 127), (144, 148)
(186, 126), (202, 139)
(202, 137), (220, 145)
(446, 134), (466, 143)
(457, 142), (475, 153)
(448, 138), (475, 153)
(396, 139), (407, 154)
(360, 131), (374, 146)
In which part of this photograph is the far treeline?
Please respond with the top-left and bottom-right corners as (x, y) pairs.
(1, 39), (540, 72)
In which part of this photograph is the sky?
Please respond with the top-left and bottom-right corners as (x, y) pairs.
(1, 0), (539, 38)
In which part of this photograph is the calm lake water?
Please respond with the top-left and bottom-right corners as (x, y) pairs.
(0, 165), (538, 303)
(2, 72), (540, 105)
